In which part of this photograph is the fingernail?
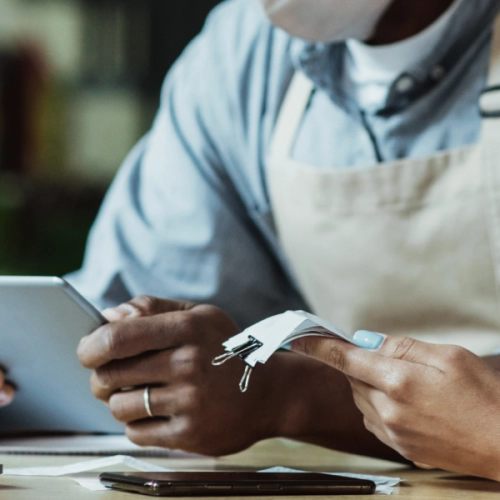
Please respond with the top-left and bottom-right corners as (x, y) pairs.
(353, 331), (384, 350)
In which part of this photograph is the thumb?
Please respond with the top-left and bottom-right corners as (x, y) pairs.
(357, 331), (444, 367)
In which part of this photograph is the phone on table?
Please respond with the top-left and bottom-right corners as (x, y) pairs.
(99, 472), (376, 496)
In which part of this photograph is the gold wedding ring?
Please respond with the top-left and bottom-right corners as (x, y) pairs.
(143, 386), (154, 418)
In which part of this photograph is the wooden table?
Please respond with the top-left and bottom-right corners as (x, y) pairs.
(1, 438), (499, 499)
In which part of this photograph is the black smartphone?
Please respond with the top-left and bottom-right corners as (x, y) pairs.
(99, 471), (376, 496)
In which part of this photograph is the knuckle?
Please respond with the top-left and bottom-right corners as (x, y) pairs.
(390, 337), (418, 361)
(384, 372), (412, 400)
(380, 405), (405, 431)
(443, 345), (469, 365)
(127, 296), (160, 317)
(294, 338), (314, 356)
(168, 417), (202, 452)
(177, 311), (199, 333)
(170, 347), (202, 380)
(194, 304), (221, 317)
(295, 339), (347, 371)
(396, 444), (420, 464)
(94, 365), (115, 393)
(103, 324), (123, 355)
(109, 395), (129, 423)
(323, 343), (347, 371)
(125, 426), (151, 447)
(125, 419), (191, 451)
(178, 385), (202, 412)
(192, 305), (238, 333)
(90, 372), (107, 401)
(363, 416), (374, 434)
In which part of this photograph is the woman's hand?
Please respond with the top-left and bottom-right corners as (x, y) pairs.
(291, 332), (500, 481)
(77, 296), (294, 456)
(0, 370), (15, 408)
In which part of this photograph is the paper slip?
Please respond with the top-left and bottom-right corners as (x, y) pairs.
(3, 454), (173, 477)
(217, 310), (354, 369)
(4, 455), (176, 492)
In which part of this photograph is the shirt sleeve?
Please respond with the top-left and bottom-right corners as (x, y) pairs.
(67, 1), (307, 328)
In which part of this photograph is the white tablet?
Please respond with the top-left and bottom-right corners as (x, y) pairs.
(0, 276), (123, 434)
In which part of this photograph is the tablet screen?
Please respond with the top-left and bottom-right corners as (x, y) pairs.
(0, 277), (123, 434)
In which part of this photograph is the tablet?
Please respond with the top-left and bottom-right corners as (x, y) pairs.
(0, 276), (123, 434)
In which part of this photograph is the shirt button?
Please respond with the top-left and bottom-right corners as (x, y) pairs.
(395, 75), (415, 93)
(430, 65), (446, 81)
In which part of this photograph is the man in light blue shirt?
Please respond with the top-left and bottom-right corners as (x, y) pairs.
(70, 0), (496, 328)
(72, 0), (500, 474)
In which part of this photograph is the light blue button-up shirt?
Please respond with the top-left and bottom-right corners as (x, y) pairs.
(68, 0), (500, 329)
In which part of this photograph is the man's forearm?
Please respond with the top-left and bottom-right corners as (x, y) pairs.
(273, 351), (405, 462)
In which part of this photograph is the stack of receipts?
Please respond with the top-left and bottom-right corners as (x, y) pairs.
(213, 311), (355, 391)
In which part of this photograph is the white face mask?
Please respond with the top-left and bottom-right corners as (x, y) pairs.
(259, 0), (393, 42)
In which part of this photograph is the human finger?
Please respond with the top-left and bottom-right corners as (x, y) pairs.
(78, 311), (195, 369)
(125, 417), (190, 451)
(349, 381), (384, 427)
(102, 296), (196, 322)
(90, 351), (176, 401)
(108, 386), (183, 423)
(349, 393), (396, 453)
(292, 332), (443, 390)
(360, 332), (449, 369)
(291, 337), (411, 390)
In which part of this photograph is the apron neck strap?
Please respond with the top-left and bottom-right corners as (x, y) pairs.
(487, 14), (500, 87)
(481, 13), (500, 117)
(269, 72), (314, 164)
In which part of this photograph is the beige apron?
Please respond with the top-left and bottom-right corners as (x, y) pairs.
(268, 16), (500, 356)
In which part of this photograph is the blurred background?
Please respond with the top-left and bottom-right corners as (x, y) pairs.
(0, 0), (221, 276)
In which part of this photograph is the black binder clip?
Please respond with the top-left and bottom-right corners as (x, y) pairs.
(212, 337), (263, 393)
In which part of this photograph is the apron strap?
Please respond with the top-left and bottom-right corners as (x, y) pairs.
(487, 14), (500, 87)
(269, 72), (314, 165)
(482, 13), (500, 311)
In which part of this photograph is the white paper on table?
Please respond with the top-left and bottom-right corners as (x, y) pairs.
(4, 454), (177, 491)
(3, 454), (174, 477)
(222, 310), (355, 368)
(261, 467), (402, 496)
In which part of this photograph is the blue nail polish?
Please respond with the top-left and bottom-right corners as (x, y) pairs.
(353, 331), (384, 350)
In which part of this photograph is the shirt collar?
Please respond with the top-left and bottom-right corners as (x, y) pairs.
(291, 0), (500, 116)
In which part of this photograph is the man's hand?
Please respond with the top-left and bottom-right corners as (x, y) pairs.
(77, 297), (293, 456)
(0, 371), (14, 408)
(292, 333), (500, 481)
